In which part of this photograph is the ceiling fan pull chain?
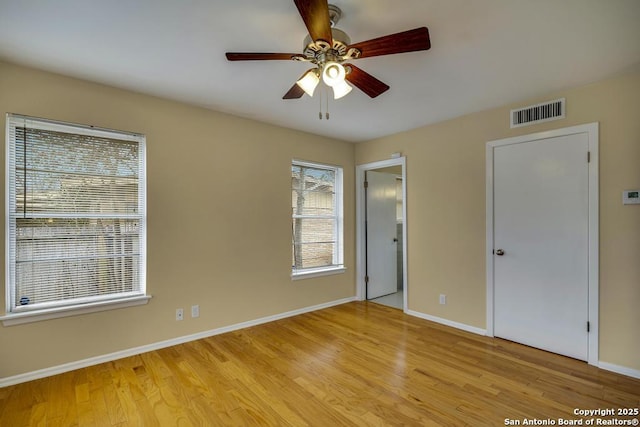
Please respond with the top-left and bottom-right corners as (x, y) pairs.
(318, 86), (323, 120)
(326, 86), (330, 120)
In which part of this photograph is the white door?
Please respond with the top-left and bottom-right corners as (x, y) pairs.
(493, 133), (589, 360)
(366, 171), (398, 299)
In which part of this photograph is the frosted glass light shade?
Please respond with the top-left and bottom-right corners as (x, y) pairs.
(296, 70), (320, 97)
(322, 62), (346, 87)
(332, 80), (353, 99)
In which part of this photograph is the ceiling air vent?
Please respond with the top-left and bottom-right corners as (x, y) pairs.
(510, 98), (565, 128)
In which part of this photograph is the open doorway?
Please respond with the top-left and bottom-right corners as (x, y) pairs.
(356, 158), (407, 311)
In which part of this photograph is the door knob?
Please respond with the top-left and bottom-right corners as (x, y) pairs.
(495, 249), (505, 256)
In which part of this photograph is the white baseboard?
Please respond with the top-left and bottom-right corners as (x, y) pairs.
(405, 309), (487, 336)
(598, 361), (640, 379)
(0, 296), (357, 388)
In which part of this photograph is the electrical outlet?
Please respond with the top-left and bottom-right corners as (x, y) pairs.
(176, 308), (184, 321)
(191, 305), (200, 318)
(439, 294), (447, 305)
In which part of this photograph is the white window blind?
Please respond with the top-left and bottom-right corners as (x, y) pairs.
(291, 160), (343, 275)
(6, 114), (146, 314)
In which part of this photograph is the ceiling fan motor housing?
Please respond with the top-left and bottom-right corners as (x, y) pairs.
(303, 27), (353, 60)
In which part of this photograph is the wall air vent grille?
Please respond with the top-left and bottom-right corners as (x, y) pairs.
(510, 98), (565, 128)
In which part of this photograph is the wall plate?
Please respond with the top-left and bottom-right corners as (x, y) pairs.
(623, 190), (640, 205)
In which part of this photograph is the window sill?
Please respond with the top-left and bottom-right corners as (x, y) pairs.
(0, 295), (152, 326)
(292, 267), (346, 281)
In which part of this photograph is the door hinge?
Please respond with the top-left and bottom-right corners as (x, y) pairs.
(587, 321), (590, 332)
(587, 151), (591, 163)
(364, 180), (368, 188)
(365, 275), (369, 284)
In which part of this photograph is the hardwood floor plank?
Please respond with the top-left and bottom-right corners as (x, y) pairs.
(2, 302), (639, 426)
(87, 389), (111, 427)
(102, 379), (127, 425)
(27, 402), (46, 427)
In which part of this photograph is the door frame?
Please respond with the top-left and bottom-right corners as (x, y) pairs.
(485, 123), (599, 365)
(356, 157), (407, 310)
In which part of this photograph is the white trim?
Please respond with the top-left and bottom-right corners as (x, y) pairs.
(138, 140), (148, 301)
(485, 123), (599, 366)
(485, 142), (495, 337)
(5, 115), (12, 316)
(0, 296), (356, 388)
(4, 114), (148, 318)
(598, 362), (640, 380)
(291, 159), (344, 275)
(356, 157), (407, 311)
(291, 266), (346, 280)
(406, 309), (487, 336)
(0, 295), (152, 326)
(586, 127), (599, 366)
(6, 113), (144, 141)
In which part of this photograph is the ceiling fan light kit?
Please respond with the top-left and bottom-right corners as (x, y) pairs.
(296, 61), (352, 100)
(322, 61), (346, 86)
(330, 79), (353, 100)
(296, 69), (320, 96)
(321, 61), (353, 99)
(226, 0), (431, 114)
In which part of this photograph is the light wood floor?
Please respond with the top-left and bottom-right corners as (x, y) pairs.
(1, 302), (639, 426)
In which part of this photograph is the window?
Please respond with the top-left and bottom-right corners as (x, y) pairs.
(4, 114), (147, 324)
(291, 160), (344, 278)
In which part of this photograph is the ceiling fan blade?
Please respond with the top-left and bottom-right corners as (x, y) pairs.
(348, 27), (431, 59)
(293, 0), (333, 45)
(226, 52), (301, 61)
(283, 71), (309, 100)
(345, 64), (389, 98)
(283, 84), (305, 99)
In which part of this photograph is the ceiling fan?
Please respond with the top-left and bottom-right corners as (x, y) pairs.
(225, 0), (431, 101)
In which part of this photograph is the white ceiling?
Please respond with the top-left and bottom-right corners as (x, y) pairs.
(1, 0), (639, 142)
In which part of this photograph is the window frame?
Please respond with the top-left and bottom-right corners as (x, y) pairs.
(291, 159), (345, 280)
(2, 114), (149, 326)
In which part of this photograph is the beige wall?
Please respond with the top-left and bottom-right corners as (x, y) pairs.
(0, 61), (356, 378)
(1, 59), (638, 379)
(355, 70), (640, 371)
